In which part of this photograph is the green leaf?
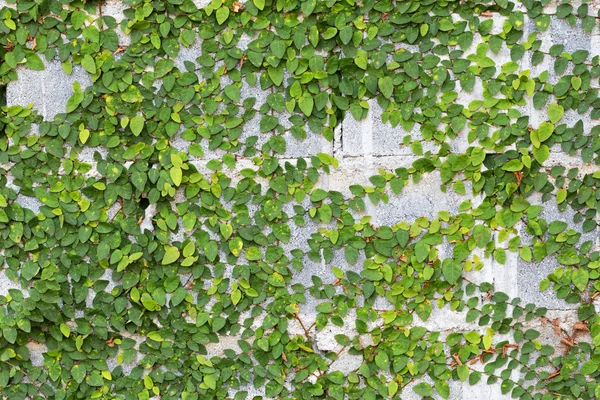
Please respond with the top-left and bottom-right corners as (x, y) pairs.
(131, 172), (148, 192)
(572, 268), (589, 291)
(130, 116), (144, 136)
(537, 122), (554, 142)
(378, 76), (393, 99)
(532, 144), (549, 163)
(268, 272), (286, 287)
(170, 166), (182, 186)
(21, 262), (39, 281)
(162, 246), (180, 265)
(457, 364), (469, 382)
(253, 0), (265, 10)
(245, 247), (262, 261)
(435, 380), (450, 399)
(299, 93), (314, 116)
(264, 199), (282, 221)
(229, 237), (243, 257)
(557, 250), (579, 266)
(60, 323), (71, 337)
(216, 6), (230, 24)
(502, 159), (523, 171)
(71, 365), (86, 384)
(548, 103), (564, 124)
(443, 259), (462, 284)
(220, 223), (233, 240)
(2, 327), (16, 344)
(26, 53), (45, 71)
(413, 382), (433, 396)
(81, 54), (97, 74)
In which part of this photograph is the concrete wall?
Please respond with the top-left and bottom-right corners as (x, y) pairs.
(2, 1), (598, 399)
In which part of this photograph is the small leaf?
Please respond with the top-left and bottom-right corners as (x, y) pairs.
(162, 246), (180, 265)
(71, 365), (86, 384)
(26, 53), (45, 71)
(443, 259), (462, 284)
(254, 0), (265, 10)
(548, 103), (564, 124)
(130, 116), (144, 136)
(572, 268), (589, 291)
(81, 54), (97, 74)
(216, 6), (230, 24)
(299, 93), (314, 116)
(378, 76), (393, 99)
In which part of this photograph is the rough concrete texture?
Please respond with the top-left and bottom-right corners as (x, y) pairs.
(7, 59), (91, 121)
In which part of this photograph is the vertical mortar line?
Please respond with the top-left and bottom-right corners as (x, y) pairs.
(332, 121), (343, 157)
(522, 15), (537, 130)
(362, 106), (376, 225)
(41, 64), (48, 120)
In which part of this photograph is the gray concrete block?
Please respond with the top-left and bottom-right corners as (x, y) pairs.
(0, 271), (20, 297)
(0, 1), (16, 9)
(532, 18), (591, 54)
(204, 335), (243, 357)
(102, 0), (131, 46)
(517, 192), (595, 309)
(26, 342), (47, 367)
(15, 194), (42, 215)
(329, 351), (363, 375)
(373, 171), (471, 225)
(6, 59), (92, 121)
(341, 100), (437, 157)
(174, 41), (202, 72)
(401, 376), (463, 400)
(239, 111), (332, 159)
(192, 0), (212, 9)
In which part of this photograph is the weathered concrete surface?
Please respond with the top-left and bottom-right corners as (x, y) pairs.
(6, 59), (91, 121)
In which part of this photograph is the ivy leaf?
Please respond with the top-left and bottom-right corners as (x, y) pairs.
(216, 6), (229, 24)
(26, 53), (45, 71)
(204, 241), (219, 262)
(130, 116), (144, 136)
(443, 259), (462, 284)
(245, 247), (262, 261)
(253, 0), (265, 10)
(170, 166), (182, 186)
(457, 365), (470, 381)
(502, 159), (523, 171)
(436, 380), (450, 399)
(264, 199), (282, 221)
(229, 237), (243, 257)
(572, 268), (589, 291)
(71, 365), (86, 384)
(21, 262), (40, 280)
(2, 327), (16, 344)
(268, 273), (286, 287)
(81, 54), (97, 74)
(532, 144), (549, 163)
(378, 76), (393, 99)
(413, 382), (433, 396)
(388, 381), (399, 397)
(131, 172), (147, 192)
(220, 224), (233, 240)
(537, 122), (554, 143)
(299, 93), (314, 116)
(548, 103), (564, 124)
(558, 250), (579, 265)
(162, 246), (180, 265)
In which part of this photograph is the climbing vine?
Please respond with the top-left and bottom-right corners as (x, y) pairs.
(0, 0), (599, 399)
